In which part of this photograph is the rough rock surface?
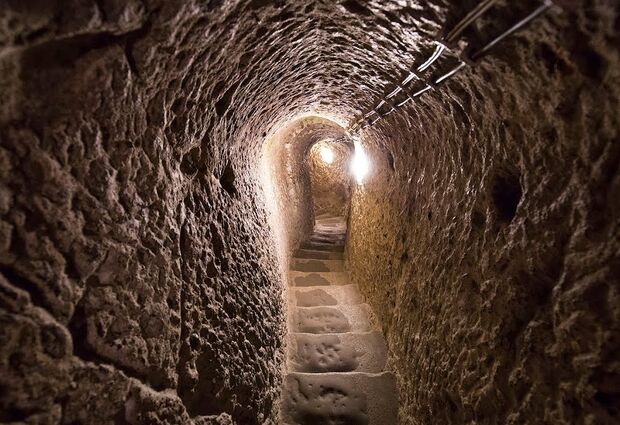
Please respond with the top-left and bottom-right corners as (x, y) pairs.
(262, 117), (346, 268)
(308, 140), (352, 218)
(347, 2), (620, 424)
(0, 0), (618, 424)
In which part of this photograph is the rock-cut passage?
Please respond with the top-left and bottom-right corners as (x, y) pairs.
(281, 215), (397, 424)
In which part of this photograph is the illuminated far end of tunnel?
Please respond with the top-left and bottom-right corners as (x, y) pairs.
(259, 115), (351, 271)
(319, 145), (334, 164)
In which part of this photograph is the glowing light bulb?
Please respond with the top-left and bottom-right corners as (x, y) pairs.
(351, 138), (369, 184)
(320, 146), (334, 164)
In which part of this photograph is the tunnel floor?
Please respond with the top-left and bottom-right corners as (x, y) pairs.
(280, 215), (397, 424)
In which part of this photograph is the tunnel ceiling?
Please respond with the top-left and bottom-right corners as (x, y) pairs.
(0, 0), (453, 150)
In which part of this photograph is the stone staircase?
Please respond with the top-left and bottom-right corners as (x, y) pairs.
(281, 216), (398, 425)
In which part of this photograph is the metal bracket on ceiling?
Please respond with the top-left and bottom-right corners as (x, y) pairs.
(346, 0), (555, 137)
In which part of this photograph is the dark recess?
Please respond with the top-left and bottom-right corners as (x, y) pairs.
(220, 162), (238, 196)
(0, 266), (47, 310)
(491, 168), (522, 223)
(215, 82), (239, 117)
(342, 0), (371, 16)
(181, 147), (201, 175)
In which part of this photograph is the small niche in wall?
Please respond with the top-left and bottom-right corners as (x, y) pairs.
(491, 166), (522, 223)
(220, 162), (237, 197)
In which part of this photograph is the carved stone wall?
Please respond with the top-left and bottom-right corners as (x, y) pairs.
(0, 1), (617, 424)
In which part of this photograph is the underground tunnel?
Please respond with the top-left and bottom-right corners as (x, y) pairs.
(0, 0), (619, 424)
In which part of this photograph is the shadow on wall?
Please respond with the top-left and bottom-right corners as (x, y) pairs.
(307, 139), (354, 220)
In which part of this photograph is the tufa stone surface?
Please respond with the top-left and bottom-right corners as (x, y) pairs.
(347, 1), (620, 424)
(0, 0), (618, 424)
(308, 140), (353, 218)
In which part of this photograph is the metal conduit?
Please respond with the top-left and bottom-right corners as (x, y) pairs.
(444, 0), (498, 43)
(470, 0), (554, 60)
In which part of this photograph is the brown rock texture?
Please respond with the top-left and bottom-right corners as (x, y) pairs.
(308, 140), (353, 218)
(0, 0), (618, 424)
(262, 117), (346, 264)
(347, 2), (620, 424)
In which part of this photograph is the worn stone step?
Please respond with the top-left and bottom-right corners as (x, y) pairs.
(312, 228), (346, 236)
(312, 226), (346, 234)
(299, 241), (345, 252)
(281, 371), (398, 425)
(309, 238), (345, 246)
(312, 230), (346, 239)
(288, 331), (388, 373)
(316, 214), (344, 219)
(294, 248), (344, 260)
(290, 304), (376, 334)
(289, 271), (349, 287)
(313, 229), (345, 234)
(291, 284), (362, 306)
(315, 215), (346, 223)
(291, 258), (344, 272)
(317, 221), (345, 227)
(313, 224), (346, 232)
(311, 236), (346, 244)
(308, 235), (346, 245)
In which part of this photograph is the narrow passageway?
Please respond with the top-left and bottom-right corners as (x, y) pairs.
(1, 1), (618, 424)
(282, 215), (397, 424)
